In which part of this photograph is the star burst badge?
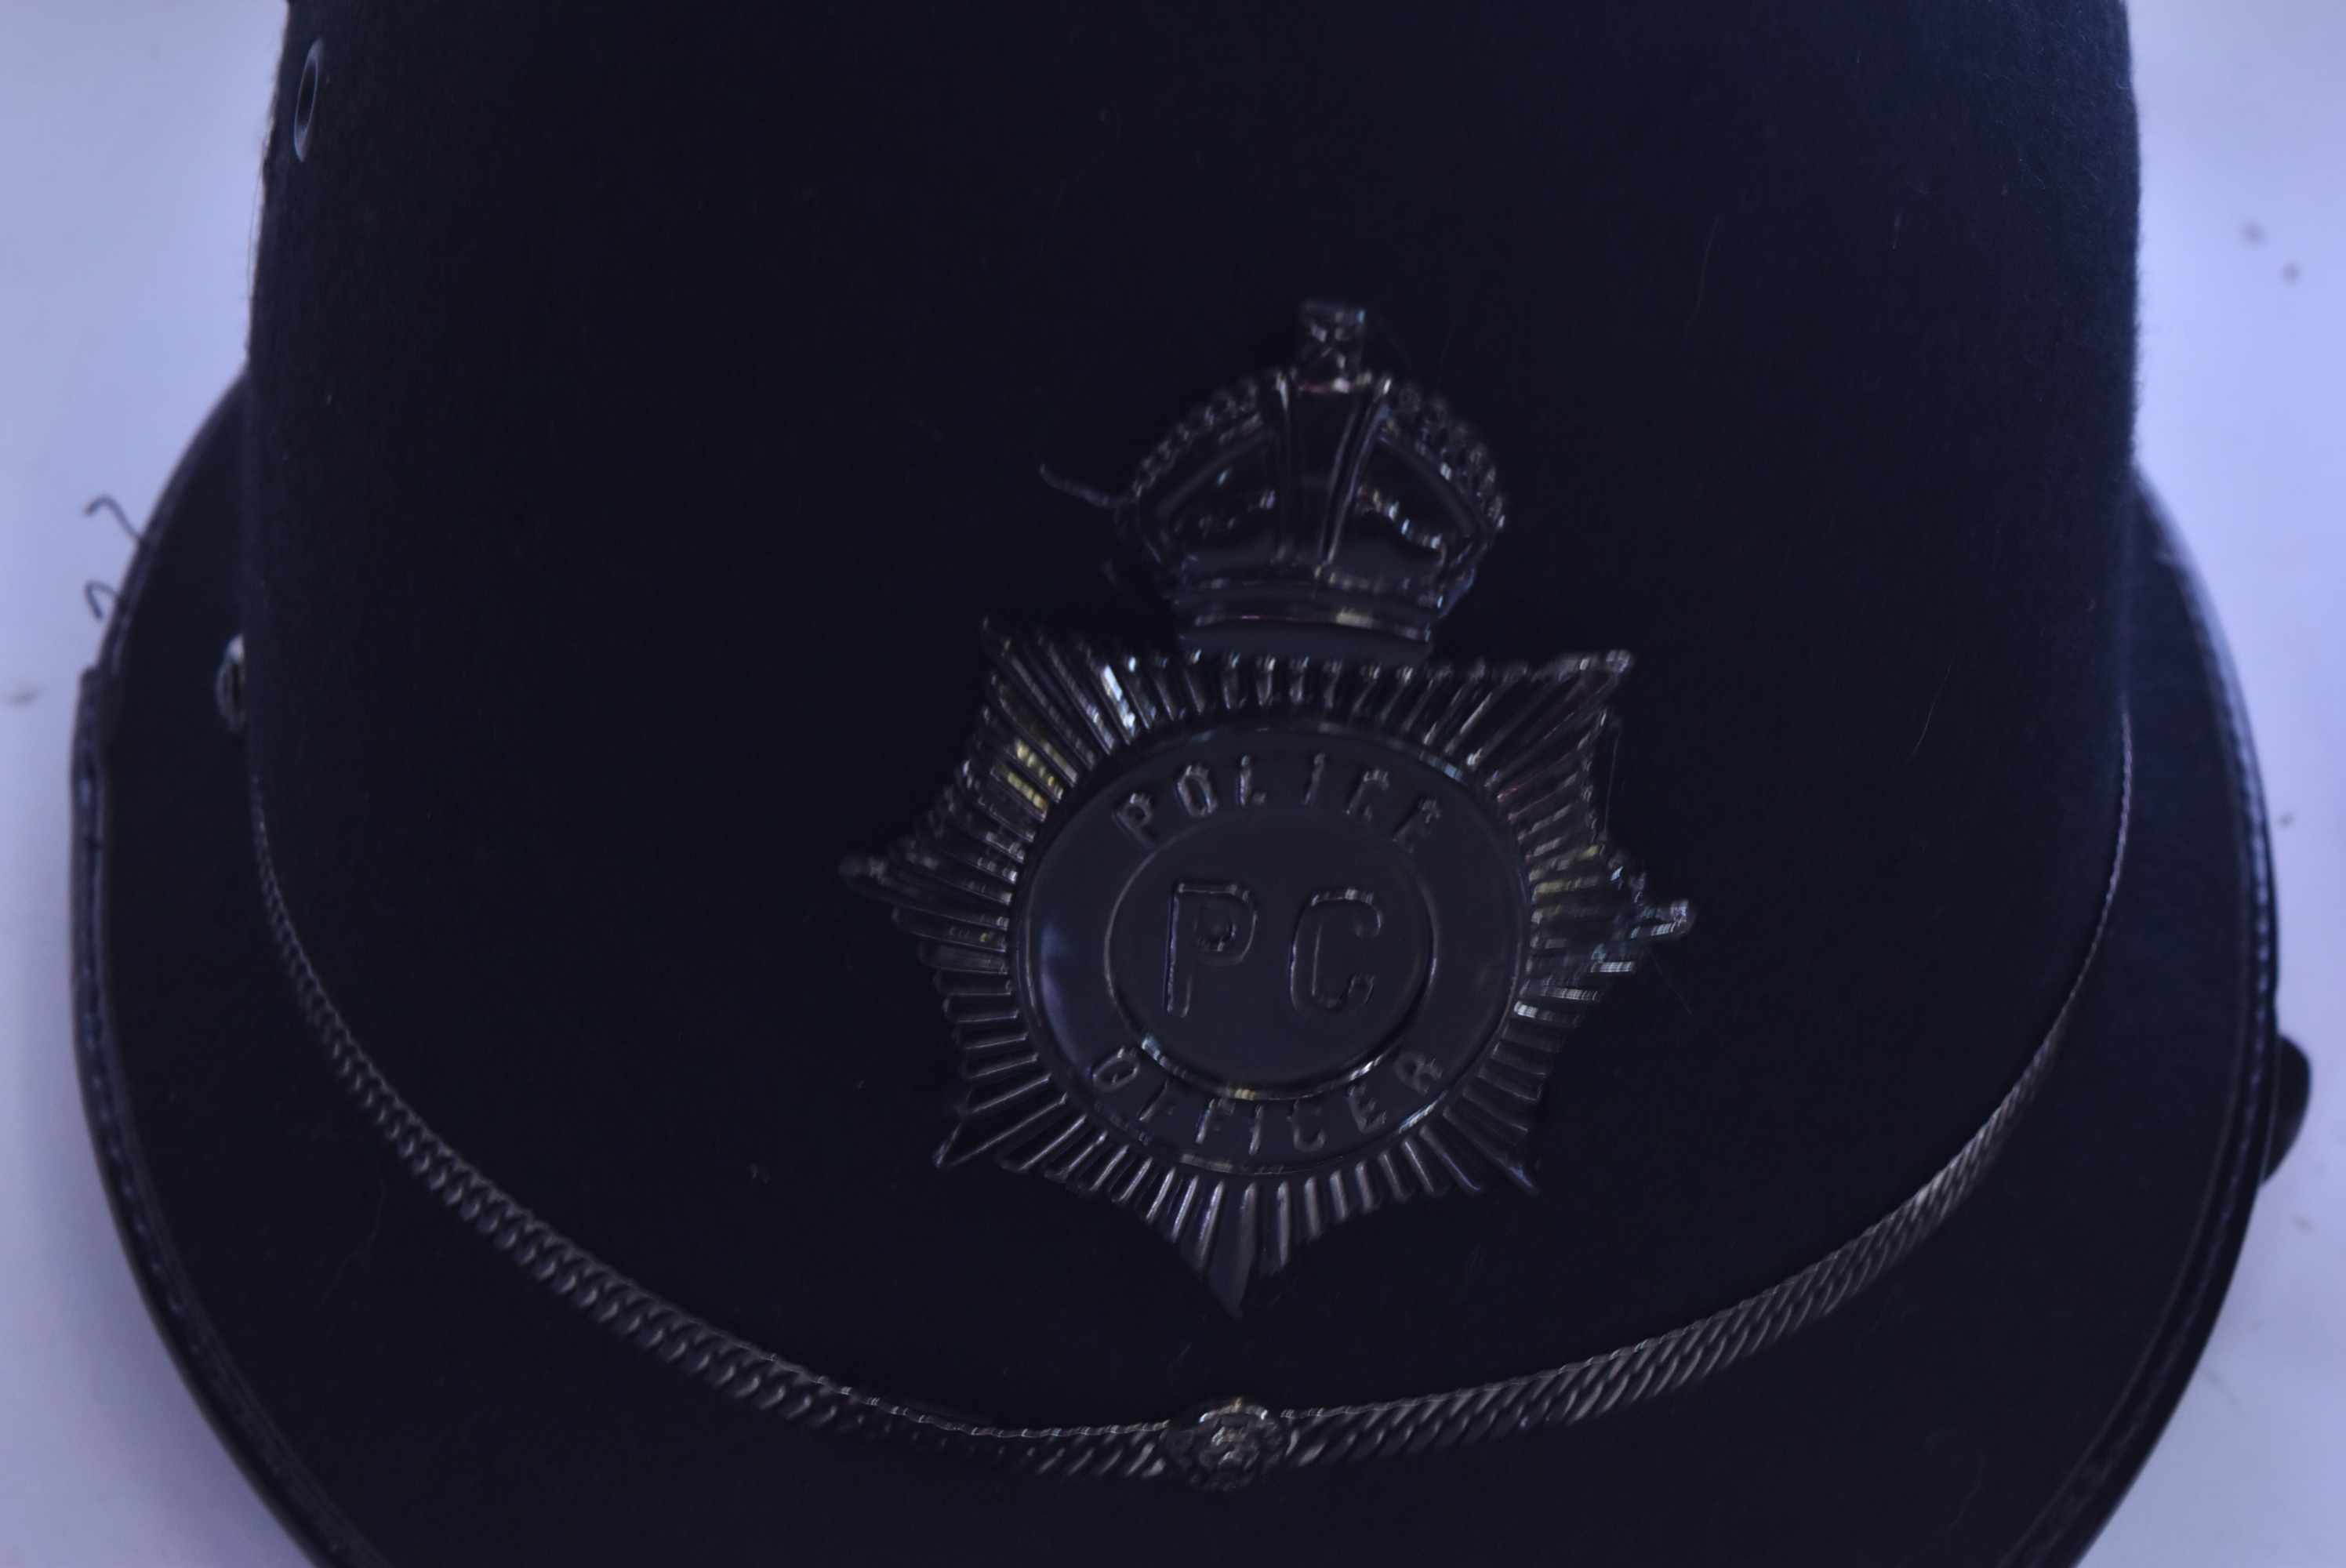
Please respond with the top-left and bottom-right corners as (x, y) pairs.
(846, 303), (1689, 1311)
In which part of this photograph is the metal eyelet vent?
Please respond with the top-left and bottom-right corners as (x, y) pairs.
(215, 633), (247, 736)
(292, 40), (324, 162)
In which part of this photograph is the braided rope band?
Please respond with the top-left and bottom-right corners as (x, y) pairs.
(248, 718), (2127, 1489)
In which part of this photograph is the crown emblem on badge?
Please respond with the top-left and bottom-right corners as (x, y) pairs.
(847, 304), (1689, 1312)
(1123, 301), (1503, 656)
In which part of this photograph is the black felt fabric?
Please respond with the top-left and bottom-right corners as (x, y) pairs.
(238, 0), (2137, 1423)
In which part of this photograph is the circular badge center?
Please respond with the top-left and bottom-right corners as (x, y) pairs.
(1107, 811), (1433, 1091)
(1018, 723), (1534, 1171)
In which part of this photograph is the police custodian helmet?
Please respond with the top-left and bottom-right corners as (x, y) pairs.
(74, 2), (2308, 1563)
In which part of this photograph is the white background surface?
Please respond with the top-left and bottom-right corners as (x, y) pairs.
(1, 2), (2339, 1563)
